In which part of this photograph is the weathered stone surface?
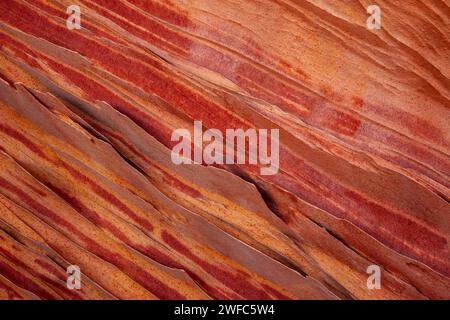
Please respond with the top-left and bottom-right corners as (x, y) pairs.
(0, 0), (448, 300)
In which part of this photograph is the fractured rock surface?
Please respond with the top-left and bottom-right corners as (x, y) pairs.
(0, 0), (448, 300)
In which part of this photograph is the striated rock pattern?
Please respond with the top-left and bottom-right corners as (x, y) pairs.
(0, 0), (448, 300)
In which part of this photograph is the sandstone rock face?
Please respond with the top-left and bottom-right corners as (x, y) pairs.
(0, 0), (448, 300)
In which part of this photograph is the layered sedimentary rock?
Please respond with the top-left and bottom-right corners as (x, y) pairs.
(0, 0), (448, 300)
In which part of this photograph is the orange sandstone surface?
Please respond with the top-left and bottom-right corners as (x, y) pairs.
(0, 0), (448, 300)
